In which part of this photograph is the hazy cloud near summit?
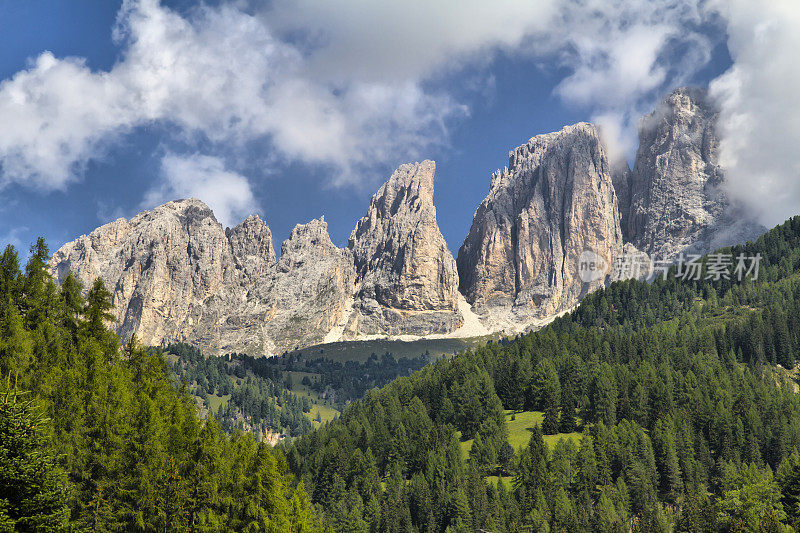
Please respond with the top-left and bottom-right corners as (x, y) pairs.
(711, 0), (800, 228)
(143, 153), (257, 228)
(2, 0), (797, 230)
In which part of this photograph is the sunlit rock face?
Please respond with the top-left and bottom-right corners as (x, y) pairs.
(50, 199), (246, 348)
(348, 160), (462, 335)
(50, 162), (465, 353)
(457, 123), (625, 330)
(49, 88), (770, 351)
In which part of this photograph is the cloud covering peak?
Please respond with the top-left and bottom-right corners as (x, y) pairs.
(711, 0), (800, 227)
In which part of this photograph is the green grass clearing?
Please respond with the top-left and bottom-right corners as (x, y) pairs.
(286, 336), (501, 364)
(206, 393), (230, 413)
(283, 370), (321, 393)
(306, 403), (339, 428)
(460, 410), (583, 456)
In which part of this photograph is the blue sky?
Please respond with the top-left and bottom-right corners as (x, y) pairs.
(0, 0), (797, 258)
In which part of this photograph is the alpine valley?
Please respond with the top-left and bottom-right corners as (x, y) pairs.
(6, 80), (800, 529)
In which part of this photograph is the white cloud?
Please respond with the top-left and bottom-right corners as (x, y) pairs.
(0, 0), (721, 196)
(549, 0), (715, 162)
(0, 52), (134, 190)
(269, 0), (715, 163)
(0, 0), (462, 191)
(265, 0), (558, 83)
(142, 153), (257, 227)
(710, 0), (800, 228)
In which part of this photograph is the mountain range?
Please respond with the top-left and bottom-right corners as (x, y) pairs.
(48, 87), (764, 355)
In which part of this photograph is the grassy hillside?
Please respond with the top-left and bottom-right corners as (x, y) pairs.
(459, 410), (583, 455)
(287, 335), (499, 363)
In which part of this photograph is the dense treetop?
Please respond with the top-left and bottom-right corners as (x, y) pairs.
(0, 238), (317, 532)
(284, 217), (800, 532)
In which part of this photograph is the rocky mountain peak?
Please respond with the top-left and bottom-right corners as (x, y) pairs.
(48, 198), (240, 347)
(136, 197), (218, 227)
(278, 217), (342, 271)
(625, 87), (752, 259)
(349, 160), (436, 254)
(457, 122), (624, 329)
(368, 159), (435, 219)
(347, 160), (462, 335)
(227, 214), (276, 279)
(48, 88), (770, 353)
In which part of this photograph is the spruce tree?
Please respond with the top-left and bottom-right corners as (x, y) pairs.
(0, 384), (72, 532)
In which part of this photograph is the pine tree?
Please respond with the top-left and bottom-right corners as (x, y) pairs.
(58, 273), (84, 341)
(594, 365), (617, 426)
(534, 360), (561, 435)
(0, 383), (72, 532)
(0, 246), (21, 306)
(515, 426), (548, 515)
(559, 388), (577, 433)
(20, 238), (52, 330)
(83, 278), (116, 345)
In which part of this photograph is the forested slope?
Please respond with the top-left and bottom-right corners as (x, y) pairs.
(0, 240), (317, 531)
(285, 217), (800, 532)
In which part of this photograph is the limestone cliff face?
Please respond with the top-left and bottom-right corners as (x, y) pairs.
(348, 160), (462, 335)
(49, 88), (770, 351)
(48, 203), (359, 354)
(457, 123), (625, 328)
(249, 218), (357, 353)
(50, 199), (240, 346)
(612, 164), (633, 241)
(49, 161), (463, 353)
(625, 87), (762, 259)
(226, 215), (276, 280)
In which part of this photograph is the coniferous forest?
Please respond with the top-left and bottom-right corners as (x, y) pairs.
(284, 217), (800, 532)
(0, 240), (316, 531)
(6, 218), (800, 531)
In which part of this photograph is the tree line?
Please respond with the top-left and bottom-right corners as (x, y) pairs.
(0, 239), (317, 531)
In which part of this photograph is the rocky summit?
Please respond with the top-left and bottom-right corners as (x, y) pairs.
(50, 87), (768, 353)
(348, 160), (462, 335)
(456, 123), (626, 330)
(50, 199), (243, 349)
(625, 87), (763, 260)
(49, 162), (462, 354)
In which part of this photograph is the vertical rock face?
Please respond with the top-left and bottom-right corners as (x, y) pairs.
(48, 200), (359, 355)
(626, 87), (740, 259)
(457, 123), (624, 328)
(49, 162), (466, 353)
(226, 215), (276, 280)
(348, 160), (462, 335)
(49, 199), (240, 346)
(257, 218), (356, 351)
(181, 217), (357, 355)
